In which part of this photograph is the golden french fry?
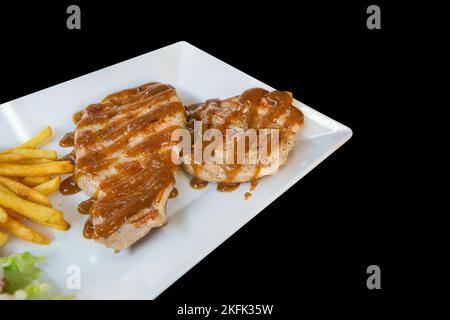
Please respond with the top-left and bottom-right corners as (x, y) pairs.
(2, 177), (21, 182)
(33, 176), (61, 196)
(0, 176), (51, 207)
(0, 184), (64, 227)
(0, 161), (74, 177)
(39, 218), (70, 231)
(0, 184), (15, 196)
(16, 158), (53, 165)
(0, 153), (28, 163)
(0, 217), (51, 245)
(3, 196), (66, 230)
(0, 231), (8, 247)
(0, 127), (53, 154)
(0, 127), (53, 155)
(22, 176), (51, 187)
(0, 206), (8, 223)
(8, 149), (57, 160)
(4, 208), (24, 221)
(17, 126), (53, 148)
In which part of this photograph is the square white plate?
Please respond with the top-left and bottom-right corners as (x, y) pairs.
(0, 41), (352, 299)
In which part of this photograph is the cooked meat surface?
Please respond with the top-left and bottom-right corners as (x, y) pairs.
(183, 88), (304, 184)
(74, 82), (185, 251)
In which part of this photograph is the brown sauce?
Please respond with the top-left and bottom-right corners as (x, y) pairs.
(190, 177), (208, 189)
(59, 132), (74, 148)
(78, 198), (95, 215)
(83, 218), (94, 239)
(91, 153), (176, 238)
(169, 187), (178, 199)
(224, 164), (241, 182)
(123, 126), (175, 158)
(244, 165), (261, 200)
(240, 87), (267, 129)
(75, 105), (183, 177)
(250, 164), (261, 191)
(59, 175), (81, 195)
(61, 150), (76, 164)
(217, 182), (240, 192)
(76, 84), (173, 129)
(72, 111), (83, 124)
(76, 101), (182, 149)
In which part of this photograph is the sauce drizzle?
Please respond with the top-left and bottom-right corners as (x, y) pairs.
(72, 111), (83, 124)
(190, 177), (208, 189)
(59, 132), (74, 148)
(83, 218), (94, 239)
(169, 187), (178, 199)
(217, 182), (240, 192)
(61, 150), (76, 164)
(78, 198), (95, 215)
(59, 175), (81, 195)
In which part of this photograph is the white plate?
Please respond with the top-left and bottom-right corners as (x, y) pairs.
(0, 41), (352, 299)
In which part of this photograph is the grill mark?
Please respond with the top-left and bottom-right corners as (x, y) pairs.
(101, 82), (160, 103)
(77, 86), (176, 129)
(76, 100), (183, 150)
(76, 102), (183, 176)
(123, 125), (178, 157)
(77, 83), (163, 128)
(91, 153), (175, 238)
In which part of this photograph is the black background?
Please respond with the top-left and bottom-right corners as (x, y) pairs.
(0, 0), (433, 316)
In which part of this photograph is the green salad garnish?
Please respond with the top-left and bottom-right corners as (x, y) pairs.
(0, 252), (73, 300)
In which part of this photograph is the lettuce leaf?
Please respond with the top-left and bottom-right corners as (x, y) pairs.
(0, 252), (73, 300)
(23, 282), (73, 300)
(0, 252), (43, 293)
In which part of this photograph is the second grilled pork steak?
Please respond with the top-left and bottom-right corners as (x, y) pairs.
(183, 88), (304, 185)
(74, 82), (186, 251)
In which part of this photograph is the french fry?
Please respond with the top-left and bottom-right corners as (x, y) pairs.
(0, 127), (53, 154)
(22, 176), (51, 187)
(0, 231), (8, 247)
(7, 149), (57, 160)
(0, 206), (8, 223)
(34, 176), (61, 196)
(0, 161), (74, 177)
(0, 217), (50, 245)
(2, 177), (21, 182)
(0, 184), (64, 227)
(39, 218), (70, 231)
(0, 183), (15, 196)
(6, 206), (68, 231)
(0, 153), (28, 163)
(4, 208), (24, 221)
(17, 126), (53, 148)
(0, 176), (51, 207)
(0, 127), (53, 155)
(17, 159), (53, 165)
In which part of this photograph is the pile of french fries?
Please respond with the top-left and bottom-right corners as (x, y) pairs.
(0, 126), (74, 247)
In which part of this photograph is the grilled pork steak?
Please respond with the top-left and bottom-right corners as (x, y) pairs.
(183, 88), (304, 185)
(74, 82), (185, 251)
